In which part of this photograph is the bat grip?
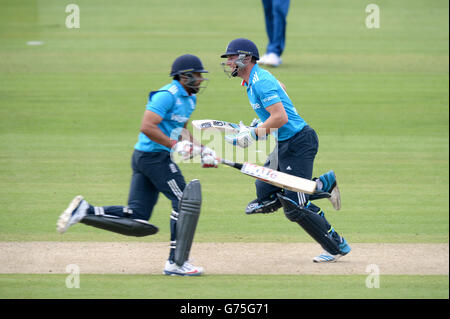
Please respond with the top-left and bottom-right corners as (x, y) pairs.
(310, 190), (331, 199)
(219, 158), (243, 170)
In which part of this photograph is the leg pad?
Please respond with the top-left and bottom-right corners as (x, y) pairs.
(81, 215), (158, 237)
(174, 179), (202, 266)
(277, 193), (340, 255)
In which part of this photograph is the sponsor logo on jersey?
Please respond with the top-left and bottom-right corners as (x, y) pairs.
(171, 114), (189, 123)
(251, 102), (261, 110)
(263, 95), (279, 103)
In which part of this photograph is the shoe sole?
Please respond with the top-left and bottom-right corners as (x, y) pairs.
(313, 258), (338, 263)
(328, 175), (341, 210)
(313, 251), (352, 263)
(163, 270), (203, 277)
(313, 254), (342, 263)
(57, 195), (83, 234)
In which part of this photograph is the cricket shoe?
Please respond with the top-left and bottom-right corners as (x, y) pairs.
(245, 194), (282, 214)
(313, 252), (340, 263)
(317, 170), (341, 210)
(163, 260), (204, 276)
(257, 53), (282, 67)
(57, 195), (89, 234)
(313, 237), (351, 263)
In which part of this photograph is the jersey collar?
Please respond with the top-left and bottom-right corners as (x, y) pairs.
(173, 79), (190, 96)
(241, 64), (259, 88)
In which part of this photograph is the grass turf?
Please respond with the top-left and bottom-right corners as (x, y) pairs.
(0, 274), (448, 299)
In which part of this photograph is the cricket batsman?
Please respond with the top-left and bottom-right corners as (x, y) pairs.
(57, 54), (218, 276)
(220, 38), (351, 262)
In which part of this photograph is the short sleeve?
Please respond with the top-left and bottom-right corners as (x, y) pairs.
(253, 79), (282, 108)
(146, 91), (174, 118)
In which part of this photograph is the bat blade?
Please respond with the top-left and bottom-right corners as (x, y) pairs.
(191, 119), (241, 132)
(240, 162), (317, 194)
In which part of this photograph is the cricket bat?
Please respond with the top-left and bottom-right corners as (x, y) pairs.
(220, 158), (318, 195)
(191, 119), (242, 133)
(172, 140), (321, 195)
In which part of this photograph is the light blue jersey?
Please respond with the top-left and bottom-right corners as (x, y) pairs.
(135, 80), (196, 152)
(244, 64), (306, 141)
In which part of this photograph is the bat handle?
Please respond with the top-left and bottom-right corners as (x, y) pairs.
(311, 190), (331, 199)
(218, 158), (243, 170)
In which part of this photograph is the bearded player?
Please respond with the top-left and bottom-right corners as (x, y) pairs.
(57, 54), (217, 275)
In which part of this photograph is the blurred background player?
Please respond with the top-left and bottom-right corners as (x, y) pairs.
(258, 0), (290, 67)
(57, 54), (218, 276)
(221, 38), (351, 262)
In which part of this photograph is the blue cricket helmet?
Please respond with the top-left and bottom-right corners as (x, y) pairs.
(170, 54), (208, 77)
(221, 38), (259, 60)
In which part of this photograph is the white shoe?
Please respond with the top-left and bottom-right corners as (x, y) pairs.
(313, 251), (342, 263)
(163, 260), (204, 276)
(258, 53), (270, 64)
(258, 53), (282, 67)
(57, 195), (89, 234)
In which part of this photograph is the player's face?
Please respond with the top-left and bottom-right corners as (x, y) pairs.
(222, 54), (243, 77)
(191, 72), (205, 86)
(226, 55), (239, 69)
(180, 72), (208, 94)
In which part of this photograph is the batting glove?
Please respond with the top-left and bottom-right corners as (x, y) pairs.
(224, 122), (257, 148)
(173, 140), (202, 160)
(201, 146), (218, 168)
(249, 118), (262, 128)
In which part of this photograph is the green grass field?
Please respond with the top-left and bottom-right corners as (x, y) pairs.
(0, 0), (448, 300)
(0, 274), (447, 299)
